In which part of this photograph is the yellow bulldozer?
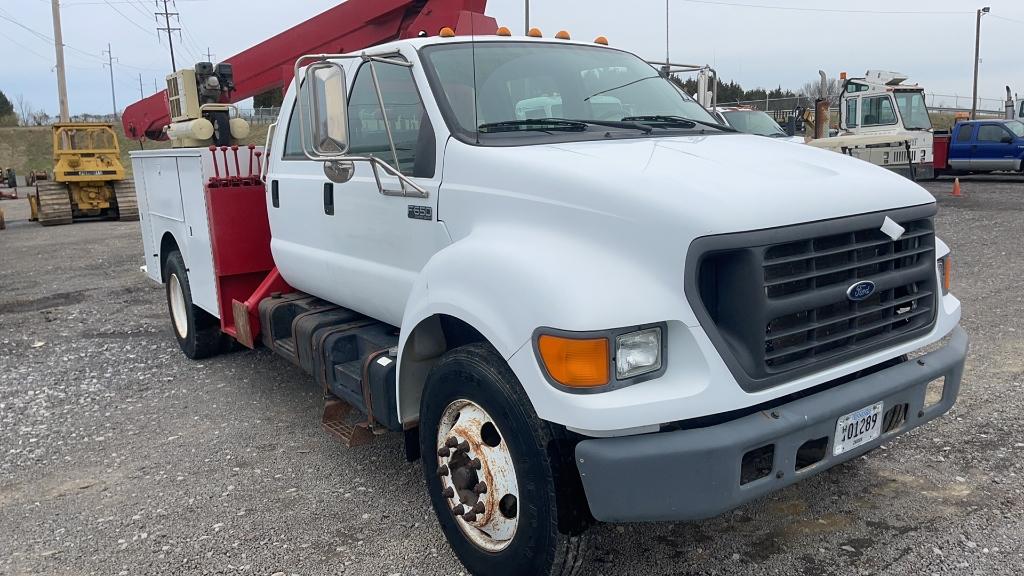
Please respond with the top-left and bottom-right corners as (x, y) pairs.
(29, 122), (138, 226)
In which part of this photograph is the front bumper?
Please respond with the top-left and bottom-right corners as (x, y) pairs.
(575, 327), (968, 523)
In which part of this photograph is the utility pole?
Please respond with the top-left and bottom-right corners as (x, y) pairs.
(206, 47), (215, 63)
(50, 0), (70, 122)
(156, 0), (181, 73)
(102, 43), (118, 118)
(138, 73), (144, 99)
(971, 6), (991, 120)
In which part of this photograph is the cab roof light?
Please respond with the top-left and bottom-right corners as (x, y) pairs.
(439, 26), (455, 38)
(594, 36), (609, 45)
(538, 334), (610, 388)
(527, 27), (543, 37)
(496, 26), (512, 37)
(555, 30), (571, 40)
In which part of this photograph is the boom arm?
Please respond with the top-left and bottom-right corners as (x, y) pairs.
(122, 0), (492, 141)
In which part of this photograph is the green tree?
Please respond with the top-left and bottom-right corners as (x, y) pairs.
(0, 89), (16, 125)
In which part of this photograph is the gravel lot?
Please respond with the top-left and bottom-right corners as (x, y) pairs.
(1, 177), (1022, 576)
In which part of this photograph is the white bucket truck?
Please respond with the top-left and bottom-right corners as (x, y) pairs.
(131, 32), (967, 576)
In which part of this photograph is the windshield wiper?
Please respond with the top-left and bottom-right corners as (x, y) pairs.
(546, 117), (653, 134)
(622, 115), (737, 133)
(478, 119), (588, 133)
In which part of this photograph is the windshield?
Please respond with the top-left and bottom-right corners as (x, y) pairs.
(420, 42), (719, 139)
(1006, 120), (1024, 138)
(893, 91), (931, 130)
(721, 110), (786, 136)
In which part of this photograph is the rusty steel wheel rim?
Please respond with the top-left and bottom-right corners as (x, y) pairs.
(169, 274), (188, 339)
(435, 399), (519, 552)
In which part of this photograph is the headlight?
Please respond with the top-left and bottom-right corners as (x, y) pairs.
(615, 327), (662, 379)
(937, 254), (951, 295)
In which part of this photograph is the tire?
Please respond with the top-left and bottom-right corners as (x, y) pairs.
(420, 343), (590, 576)
(163, 251), (225, 359)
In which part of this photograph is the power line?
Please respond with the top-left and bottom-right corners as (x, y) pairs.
(678, 0), (972, 15)
(102, 0), (155, 36)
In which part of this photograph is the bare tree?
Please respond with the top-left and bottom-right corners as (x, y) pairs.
(800, 78), (842, 106)
(15, 94), (33, 126)
(30, 110), (51, 126)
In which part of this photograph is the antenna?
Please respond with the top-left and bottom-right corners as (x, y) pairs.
(471, 15), (480, 144)
(665, 0), (670, 64)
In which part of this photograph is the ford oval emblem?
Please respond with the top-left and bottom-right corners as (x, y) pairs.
(846, 280), (876, 301)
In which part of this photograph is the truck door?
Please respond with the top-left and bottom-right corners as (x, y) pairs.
(948, 124), (973, 171)
(975, 123), (1018, 171)
(267, 56), (446, 327)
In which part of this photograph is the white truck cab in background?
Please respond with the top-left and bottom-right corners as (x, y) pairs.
(135, 35), (967, 576)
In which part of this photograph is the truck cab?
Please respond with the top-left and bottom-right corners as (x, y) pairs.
(947, 119), (1024, 173)
(839, 70), (934, 178)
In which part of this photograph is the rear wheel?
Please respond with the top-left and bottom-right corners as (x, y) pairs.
(163, 251), (225, 359)
(420, 343), (590, 576)
(34, 181), (72, 226)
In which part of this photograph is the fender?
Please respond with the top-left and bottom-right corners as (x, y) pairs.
(395, 223), (695, 425)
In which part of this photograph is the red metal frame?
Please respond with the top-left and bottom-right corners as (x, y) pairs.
(122, 0), (493, 140)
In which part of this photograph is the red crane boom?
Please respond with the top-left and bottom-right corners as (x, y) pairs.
(121, 0), (494, 141)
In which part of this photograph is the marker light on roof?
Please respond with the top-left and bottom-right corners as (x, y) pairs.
(496, 26), (512, 36)
(527, 27), (543, 37)
(555, 30), (570, 40)
(439, 26), (455, 37)
(594, 36), (609, 45)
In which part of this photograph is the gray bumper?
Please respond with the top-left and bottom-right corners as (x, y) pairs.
(575, 327), (968, 523)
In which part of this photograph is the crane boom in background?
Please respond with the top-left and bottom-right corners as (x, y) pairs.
(121, 0), (493, 141)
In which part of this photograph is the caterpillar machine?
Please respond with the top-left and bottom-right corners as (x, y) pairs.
(29, 122), (138, 226)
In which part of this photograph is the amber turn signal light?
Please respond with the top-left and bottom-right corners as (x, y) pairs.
(538, 335), (609, 388)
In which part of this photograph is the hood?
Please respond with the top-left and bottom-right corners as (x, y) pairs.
(445, 133), (936, 237)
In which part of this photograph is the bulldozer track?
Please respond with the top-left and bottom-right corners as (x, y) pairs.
(113, 180), (139, 222)
(35, 182), (73, 227)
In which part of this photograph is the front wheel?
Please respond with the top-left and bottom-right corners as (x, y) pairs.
(419, 343), (590, 576)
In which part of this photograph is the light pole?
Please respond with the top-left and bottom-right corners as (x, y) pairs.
(971, 6), (990, 120)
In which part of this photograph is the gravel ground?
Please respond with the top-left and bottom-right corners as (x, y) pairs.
(1, 177), (1022, 576)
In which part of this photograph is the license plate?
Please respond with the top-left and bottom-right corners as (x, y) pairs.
(833, 402), (883, 456)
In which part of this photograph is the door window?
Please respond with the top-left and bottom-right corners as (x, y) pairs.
(845, 98), (858, 128)
(978, 124), (1010, 143)
(955, 125), (974, 142)
(347, 61), (432, 177)
(861, 96), (896, 126)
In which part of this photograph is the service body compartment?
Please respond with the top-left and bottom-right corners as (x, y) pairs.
(129, 148), (261, 318)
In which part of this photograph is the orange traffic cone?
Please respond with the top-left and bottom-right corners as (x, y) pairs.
(951, 178), (962, 197)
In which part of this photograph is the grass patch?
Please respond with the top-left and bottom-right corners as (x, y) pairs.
(0, 123), (269, 177)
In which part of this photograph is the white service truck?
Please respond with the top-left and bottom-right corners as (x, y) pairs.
(131, 34), (968, 575)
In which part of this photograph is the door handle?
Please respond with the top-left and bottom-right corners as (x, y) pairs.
(323, 183), (334, 215)
(271, 180), (279, 208)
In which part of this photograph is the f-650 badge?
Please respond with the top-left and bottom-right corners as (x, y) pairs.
(408, 205), (433, 221)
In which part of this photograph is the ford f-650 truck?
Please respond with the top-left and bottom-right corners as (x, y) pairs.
(129, 29), (967, 576)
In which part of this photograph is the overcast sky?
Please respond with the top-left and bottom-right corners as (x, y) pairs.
(2, 0), (1023, 116)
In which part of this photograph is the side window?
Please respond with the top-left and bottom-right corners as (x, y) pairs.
(861, 96), (896, 126)
(977, 124), (1009, 143)
(955, 125), (974, 143)
(845, 98), (858, 128)
(347, 61), (431, 177)
(282, 99), (312, 160)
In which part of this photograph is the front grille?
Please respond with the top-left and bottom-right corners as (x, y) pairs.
(688, 207), (938, 392)
(762, 219), (935, 371)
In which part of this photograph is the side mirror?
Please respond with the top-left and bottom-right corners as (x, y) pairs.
(297, 59), (350, 159)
